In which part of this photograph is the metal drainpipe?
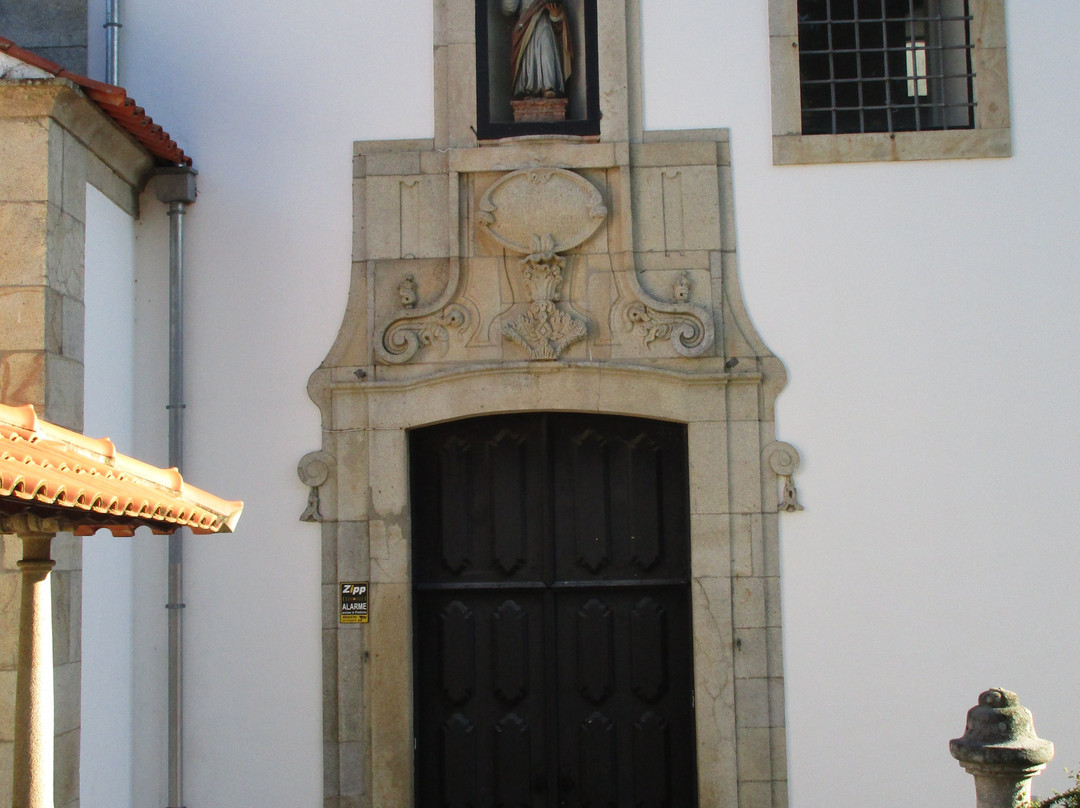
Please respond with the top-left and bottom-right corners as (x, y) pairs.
(154, 167), (198, 808)
(104, 0), (120, 85)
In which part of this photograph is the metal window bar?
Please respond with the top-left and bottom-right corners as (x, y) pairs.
(853, 2), (865, 134)
(882, 3), (894, 132)
(827, 6), (839, 135)
(910, 0), (926, 128)
(797, 0), (975, 134)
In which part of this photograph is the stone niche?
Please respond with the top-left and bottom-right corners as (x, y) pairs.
(303, 2), (798, 807)
(477, 0), (599, 138)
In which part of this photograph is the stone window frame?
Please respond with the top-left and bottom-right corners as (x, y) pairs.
(769, 0), (1011, 164)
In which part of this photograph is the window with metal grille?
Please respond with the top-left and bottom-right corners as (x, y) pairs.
(797, 0), (975, 135)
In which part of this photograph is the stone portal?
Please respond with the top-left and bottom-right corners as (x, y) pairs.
(303, 1), (798, 806)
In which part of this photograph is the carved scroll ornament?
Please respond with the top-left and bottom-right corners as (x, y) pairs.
(622, 269), (714, 358)
(375, 262), (472, 365)
(379, 303), (470, 364)
(298, 450), (334, 522)
(764, 441), (803, 512)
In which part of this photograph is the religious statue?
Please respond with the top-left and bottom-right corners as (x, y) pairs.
(501, 0), (573, 99)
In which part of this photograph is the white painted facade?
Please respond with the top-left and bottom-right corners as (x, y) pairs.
(76, 1), (1080, 807)
(82, 185), (137, 808)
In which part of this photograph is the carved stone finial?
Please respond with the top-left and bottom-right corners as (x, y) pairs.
(398, 275), (418, 309)
(950, 689), (1054, 808)
(779, 479), (802, 512)
(298, 451), (334, 522)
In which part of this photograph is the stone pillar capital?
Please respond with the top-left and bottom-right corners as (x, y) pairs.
(0, 513), (65, 539)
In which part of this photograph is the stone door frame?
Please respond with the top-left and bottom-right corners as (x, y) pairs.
(309, 362), (790, 807)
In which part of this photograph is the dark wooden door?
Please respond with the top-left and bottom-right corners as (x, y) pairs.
(411, 413), (697, 808)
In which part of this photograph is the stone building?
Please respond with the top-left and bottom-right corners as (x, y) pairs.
(3, 1), (1080, 808)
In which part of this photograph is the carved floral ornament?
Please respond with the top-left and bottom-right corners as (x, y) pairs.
(503, 233), (587, 359)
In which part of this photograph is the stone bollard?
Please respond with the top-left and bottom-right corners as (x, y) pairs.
(950, 688), (1055, 808)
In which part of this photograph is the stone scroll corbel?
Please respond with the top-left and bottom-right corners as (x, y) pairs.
(375, 259), (472, 365)
(298, 450), (334, 522)
(763, 441), (804, 512)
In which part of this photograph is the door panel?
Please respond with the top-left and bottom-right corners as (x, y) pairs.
(551, 415), (690, 584)
(413, 414), (549, 586)
(554, 588), (696, 808)
(413, 590), (550, 808)
(412, 414), (696, 808)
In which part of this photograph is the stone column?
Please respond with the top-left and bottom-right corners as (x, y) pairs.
(12, 532), (55, 808)
(950, 688), (1055, 808)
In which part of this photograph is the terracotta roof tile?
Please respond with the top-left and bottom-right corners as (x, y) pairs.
(0, 35), (192, 167)
(0, 403), (241, 536)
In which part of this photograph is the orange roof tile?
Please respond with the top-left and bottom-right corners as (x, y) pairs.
(0, 403), (241, 537)
(0, 36), (192, 167)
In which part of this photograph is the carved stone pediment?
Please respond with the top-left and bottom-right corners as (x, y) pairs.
(364, 158), (725, 365)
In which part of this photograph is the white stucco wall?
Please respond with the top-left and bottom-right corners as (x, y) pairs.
(129, 192), (172, 808)
(77, 1), (1080, 807)
(80, 174), (173, 808)
(643, 4), (1080, 804)
(81, 184), (136, 808)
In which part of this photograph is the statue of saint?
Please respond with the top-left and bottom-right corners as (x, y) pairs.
(501, 0), (573, 99)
